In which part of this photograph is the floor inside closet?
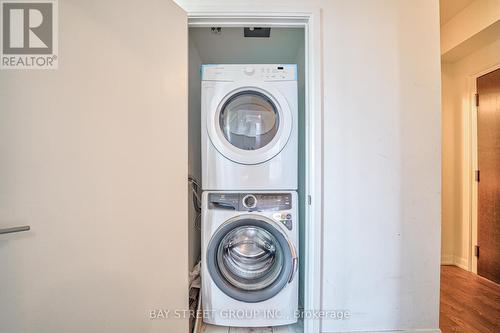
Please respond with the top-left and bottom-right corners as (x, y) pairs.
(199, 321), (303, 333)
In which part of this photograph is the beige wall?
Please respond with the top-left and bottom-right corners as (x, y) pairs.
(441, 0), (500, 55)
(0, 1), (188, 332)
(441, 37), (500, 268)
(441, 62), (460, 264)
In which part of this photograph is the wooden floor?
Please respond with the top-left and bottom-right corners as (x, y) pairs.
(440, 265), (500, 333)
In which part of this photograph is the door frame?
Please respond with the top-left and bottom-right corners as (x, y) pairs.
(186, 9), (323, 333)
(465, 63), (500, 274)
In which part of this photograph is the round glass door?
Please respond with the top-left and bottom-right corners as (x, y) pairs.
(207, 217), (294, 303)
(218, 226), (283, 291)
(219, 91), (279, 151)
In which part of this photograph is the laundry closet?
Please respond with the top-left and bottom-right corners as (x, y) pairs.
(187, 26), (306, 333)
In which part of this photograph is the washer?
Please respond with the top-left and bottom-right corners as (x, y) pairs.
(201, 64), (298, 190)
(201, 191), (299, 327)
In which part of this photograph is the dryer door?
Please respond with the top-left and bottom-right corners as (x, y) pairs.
(207, 85), (293, 165)
(206, 215), (297, 303)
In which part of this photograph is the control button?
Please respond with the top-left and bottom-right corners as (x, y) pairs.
(286, 213), (292, 219)
(283, 219), (293, 230)
(242, 194), (257, 209)
(244, 67), (255, 75)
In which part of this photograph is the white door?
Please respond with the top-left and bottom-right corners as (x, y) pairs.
(0, 1), (188, 332)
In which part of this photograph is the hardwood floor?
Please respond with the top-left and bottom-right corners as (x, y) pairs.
(440, 265), (500, 333)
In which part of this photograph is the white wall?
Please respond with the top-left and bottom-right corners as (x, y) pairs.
(177, 1), (442, 332)
(320, 1), (441, 331)
(0, 0), (443, 332)
(0, 1), (188, 332)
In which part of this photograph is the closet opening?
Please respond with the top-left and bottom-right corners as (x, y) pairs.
(186, 13), (322, 333)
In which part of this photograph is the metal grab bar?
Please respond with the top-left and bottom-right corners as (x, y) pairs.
(0, 226), (30, 235)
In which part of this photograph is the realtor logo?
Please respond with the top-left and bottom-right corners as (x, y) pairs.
(1, 0), (58, 69)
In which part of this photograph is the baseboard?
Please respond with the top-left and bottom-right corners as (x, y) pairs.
(453, 256), (468, 270)
(441, 254), (469, 271)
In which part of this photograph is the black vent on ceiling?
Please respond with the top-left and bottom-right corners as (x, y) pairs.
(244, 27), (271, 38)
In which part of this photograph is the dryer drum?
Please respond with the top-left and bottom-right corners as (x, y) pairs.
(207, 217), (294, 303)
(219, 90), (279, 151)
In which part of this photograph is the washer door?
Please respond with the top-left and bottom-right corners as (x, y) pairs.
(207, 85), (293, 165)
(207, 215), (297, 303)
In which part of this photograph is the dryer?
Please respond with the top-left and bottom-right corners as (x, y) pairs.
(201, 191), (299, 327)
(201, 64), (298, 190)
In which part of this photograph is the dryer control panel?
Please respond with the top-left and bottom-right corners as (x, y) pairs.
(201, 64), (297, 82)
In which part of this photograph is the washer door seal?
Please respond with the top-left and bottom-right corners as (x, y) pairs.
(206, 215), (296, 303)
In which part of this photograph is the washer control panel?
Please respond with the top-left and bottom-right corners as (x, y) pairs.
(208, 193), (292, 211)
(242, 194), (257, 209)
(273, 212), (293, 231)
(202, 64), (297, 82)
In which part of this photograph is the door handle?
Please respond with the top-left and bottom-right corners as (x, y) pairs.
(285, 237), (298, 283)
(288, 256), (298, 283)
(0, 226), (30, 235)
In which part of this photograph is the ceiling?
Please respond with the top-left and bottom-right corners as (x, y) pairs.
(440, 0), (475, 25)
(189, 27), (304, 64)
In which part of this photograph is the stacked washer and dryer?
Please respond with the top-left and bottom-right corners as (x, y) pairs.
(200, 64), (299, 328)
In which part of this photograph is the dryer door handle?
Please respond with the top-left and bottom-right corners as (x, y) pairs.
(288, 256), (298, 283)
